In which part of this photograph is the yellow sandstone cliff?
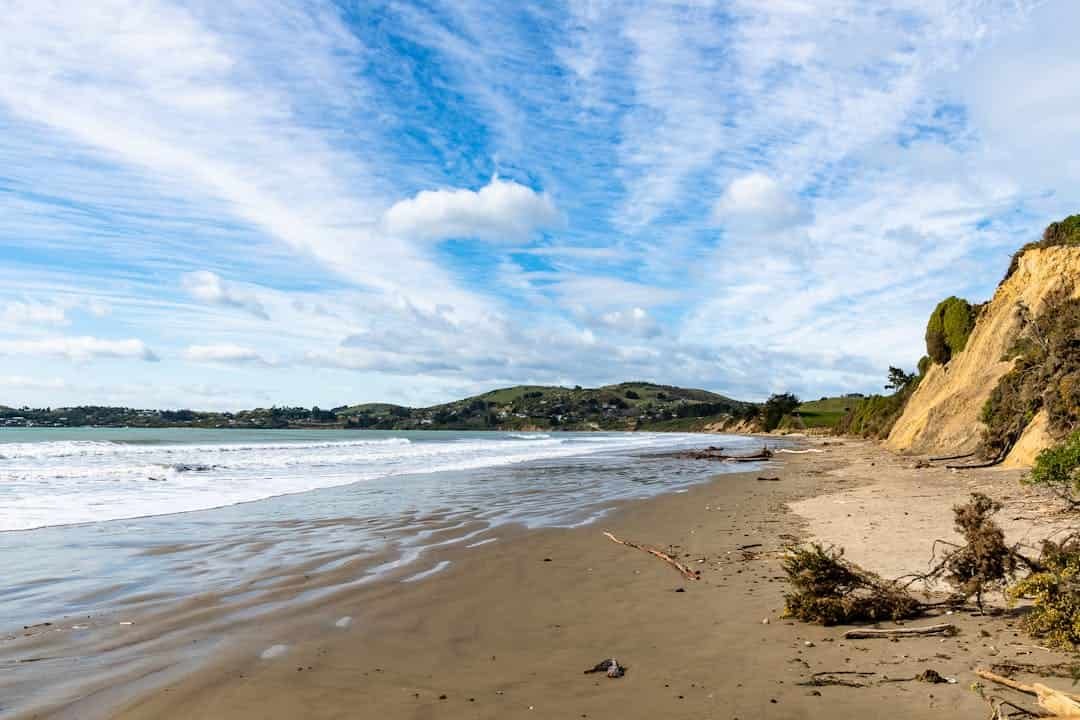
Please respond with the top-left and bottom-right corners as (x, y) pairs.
(885, 246), (1080, 466)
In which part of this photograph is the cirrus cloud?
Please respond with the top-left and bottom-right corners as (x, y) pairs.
(0, 336), (159, 362)
(183, 343), (273, 366)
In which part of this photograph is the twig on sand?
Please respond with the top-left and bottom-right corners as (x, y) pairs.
(975, 669), (1080, 717)
(797, 671), (875, 688)
(842, 623), (958, 639)
(603, 532), (700, 581)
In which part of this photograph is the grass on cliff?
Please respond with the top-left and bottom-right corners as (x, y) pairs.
(792, 397), (860, 429)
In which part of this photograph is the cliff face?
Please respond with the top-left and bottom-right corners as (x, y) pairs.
(885, 246), (1080, 465)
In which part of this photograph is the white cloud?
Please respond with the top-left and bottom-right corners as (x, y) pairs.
(383, 176), (560, 243)
(2, 301), (68, 327)
(184, 343), (272, 366)
(712, 172), (809, 232)
(181, 271), (269, 320)
(582, 307), (661, 338)
(0, 336), (158, 362)
(0, 375), (67, 390)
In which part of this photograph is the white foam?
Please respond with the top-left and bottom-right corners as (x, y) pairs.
(334, 616), (352, 628)
(401, 560), (451, 583)
(260, 644), (288, 659)
(0, 431), (751, 531)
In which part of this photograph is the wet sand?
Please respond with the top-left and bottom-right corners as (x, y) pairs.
(19, 438), (1080, 719)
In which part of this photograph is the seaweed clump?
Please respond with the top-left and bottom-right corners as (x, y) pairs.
(1009, 535), (1080, 650)
(782, 544), (921, 625)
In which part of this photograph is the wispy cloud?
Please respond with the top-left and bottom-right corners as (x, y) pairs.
(181, 271), (269, 320)
(0, 336), (159, 363)
(184, 343), (274, 366)
(0, 0), (1072, 408)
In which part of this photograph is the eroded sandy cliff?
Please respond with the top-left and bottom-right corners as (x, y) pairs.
(885, 246), (1080, 465)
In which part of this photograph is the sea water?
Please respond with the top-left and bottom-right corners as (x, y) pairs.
(0, 428), (771, 628)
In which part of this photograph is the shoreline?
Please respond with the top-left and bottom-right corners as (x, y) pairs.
(11, 437), (1079, 719)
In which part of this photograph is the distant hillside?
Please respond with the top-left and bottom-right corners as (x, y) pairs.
(1, 382), (757, 432)
(337, 382), (756, 431)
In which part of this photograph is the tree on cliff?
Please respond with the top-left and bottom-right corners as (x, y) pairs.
(762, 392), (800, 431)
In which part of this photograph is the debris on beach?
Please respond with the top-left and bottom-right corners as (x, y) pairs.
(842, 623), (958, 640)
(781, 544), (921, 625)
(674, 446), (774, 462)
(976, 668), (1080, 717)
(603, 531), (701, 581)
(584, 658), (626, 678)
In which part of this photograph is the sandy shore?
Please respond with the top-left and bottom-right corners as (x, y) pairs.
(21, 438), (1080, 719)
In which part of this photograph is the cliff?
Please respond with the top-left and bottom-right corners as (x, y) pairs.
(885, 245), (1080, 466)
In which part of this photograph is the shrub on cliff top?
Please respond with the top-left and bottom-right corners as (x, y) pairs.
(925, 296), (976, 365)
(1004, 214), (1080, 282)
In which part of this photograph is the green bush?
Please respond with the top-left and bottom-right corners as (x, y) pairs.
(762, 392), (799, 432)
(1028, 430), (1080, 507)
(836, 365), (923, 439)
(917, 355), (932, 376)
(925, 296), (975, 364)
(1008, 535), (1080, 649)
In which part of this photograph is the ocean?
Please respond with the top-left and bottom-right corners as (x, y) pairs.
(0, 427), (771, 634)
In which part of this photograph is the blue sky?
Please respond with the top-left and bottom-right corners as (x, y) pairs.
(1, 0), (1079, 409)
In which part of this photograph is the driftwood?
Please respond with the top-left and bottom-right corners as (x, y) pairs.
(946, 451), (1006, 470)
(603, 532), (700, 581)
(676, 446), (774, 462)
(842, 623), (958, 639)
(930, 451), (977, 462)
(976, 669), (1080, 717)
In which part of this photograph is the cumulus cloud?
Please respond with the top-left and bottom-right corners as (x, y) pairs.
(181, 271), (269, 320)
(711, 172), (809, 232)
(183, 343), (273, 366)
(581, 307), (661, 338)
(383, 176), (560, 243)
(0, 336), (159, 362)
(2, 301), (68, 327)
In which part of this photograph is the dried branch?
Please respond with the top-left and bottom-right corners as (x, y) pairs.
(603, 531), (701, 581)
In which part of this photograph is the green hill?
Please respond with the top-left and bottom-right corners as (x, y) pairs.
(337, 382), (754, 431)
(787, 395), (865, 430)
(1, 382), (756, 432)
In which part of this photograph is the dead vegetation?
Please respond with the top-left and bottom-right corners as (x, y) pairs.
(902, 494), (1025, 608)
(783, 494), (1080, 654)
(781, 544), (921, 625)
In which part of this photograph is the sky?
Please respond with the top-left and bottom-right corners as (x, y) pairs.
(1, 0), (1079, 410)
